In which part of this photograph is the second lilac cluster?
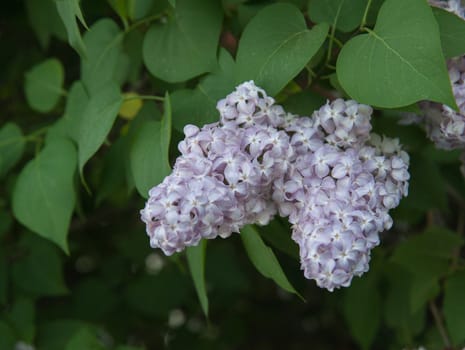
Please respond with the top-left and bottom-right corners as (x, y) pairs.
(273, 102), (409, 290)
(141, 81), (410, 291)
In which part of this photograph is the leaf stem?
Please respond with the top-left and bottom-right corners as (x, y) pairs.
(126, 13), (166, 33)
(429, 300), (451, 349)
(360, 0), (373, 30)
(326, 4), (343, 64)
(124, 95), (165, 102)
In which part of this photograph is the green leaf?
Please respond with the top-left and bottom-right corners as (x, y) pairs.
(307, 0), (367, 32)
(398, 153), (447, 212)
(55, 0), (88, 56)
(236, 3), (329, 96)
(171, 49), (236, 132)
(240, 225), (301, 298)
(24, 58), (64, 113)
(25, 0), (66, 48)
(383, 262), (426, 342)
(6, 297), (35, 343)
(142, 0), (223, 82)
(81, 19), (127, 94)
(77, 82), (122, 174)
(63, 81), (89, 143)
(282, 90), (326, 116)
(336, 0), (457, 109)
(65, 327), (105, 350)
(433, 7), (465, 59)
(391, 227), (463, 312)
(186, 240), (209, 316)
(0, 123), (25, 179)
(0, 321), (16, 350)
(12, 138), (77, 253)
(443, 270), (465, 346)
(344, 273), (381, 350)
(12, 233), (68, 297)
(129, 96), (171, 198)
(96, 137), (129, 205)
(258, 219), (298, 260)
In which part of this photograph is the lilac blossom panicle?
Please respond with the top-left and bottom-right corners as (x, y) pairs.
(141, 81), (410, 292)
(274, 100), (409, 291)
(141, 81), (293, 255)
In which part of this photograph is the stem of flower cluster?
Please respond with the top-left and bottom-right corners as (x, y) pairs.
(429, 300), (451, 348)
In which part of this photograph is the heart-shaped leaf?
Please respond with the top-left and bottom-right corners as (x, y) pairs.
(12, 138), (77, 253)
(337, 0), (457, 109)
(24, 58), (64, 113)
(142, 0), (223, 82)
(236, 3), (328, 96)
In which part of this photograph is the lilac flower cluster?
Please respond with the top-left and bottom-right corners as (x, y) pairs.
(141, 82), (293, 255)
(420, 56), (465, 150)
(273, 102), (409, 290)
(141, 81), (410, 291)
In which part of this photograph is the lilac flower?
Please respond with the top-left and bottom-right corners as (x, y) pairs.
(141, 81), (410, 292)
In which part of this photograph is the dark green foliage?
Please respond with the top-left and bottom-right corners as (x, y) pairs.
(2, 0), (465, 348)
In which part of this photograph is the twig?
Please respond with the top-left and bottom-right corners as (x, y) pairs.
(429, 300), (451, 349)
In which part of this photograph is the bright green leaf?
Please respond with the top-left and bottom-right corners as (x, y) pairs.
(12, 233), (68, 297)
(142, 0), (223, 82)
(129, 96), (171, 198)
(344, 273), (381, 350)
(24, 58), (64, 113)
(433, 7), (465, 59)
(12, 138), (77, 253)
(337, 0), (457, 109)
(241, 225), (301, 298)
(77, 82), (122, 174)
(443, 270), (465, 346)
(307, 0), (367, 32)
(236, 3), (328, 96)
(81, 19), (127, 94)
(65, 327), (105, 350)
(0, 123), (25, 179)
(55, 0), (88, 56)
(186, 240), (209, 316)
(63, 81), (89, 143)
(25, 0), (66, 48)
